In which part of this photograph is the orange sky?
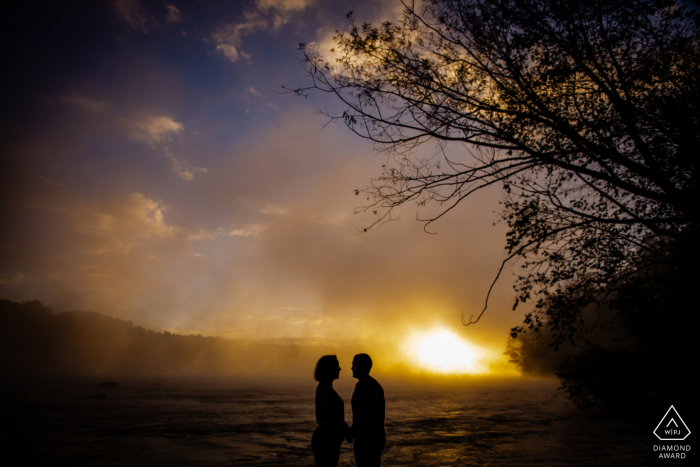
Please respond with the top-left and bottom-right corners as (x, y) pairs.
(0, 0), (532, 377)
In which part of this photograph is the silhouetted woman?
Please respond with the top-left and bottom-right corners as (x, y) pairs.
(313, 355), (351, 467)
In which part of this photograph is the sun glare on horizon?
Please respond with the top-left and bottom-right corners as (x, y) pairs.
(406, 329), (488, 375)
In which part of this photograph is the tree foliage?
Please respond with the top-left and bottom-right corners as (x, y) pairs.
(556, 260), (694, 409)
(291, 0), (700, 345)
(504, 256), (693, 408)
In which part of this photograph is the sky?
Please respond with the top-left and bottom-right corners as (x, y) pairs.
(0, 0), (529, 377)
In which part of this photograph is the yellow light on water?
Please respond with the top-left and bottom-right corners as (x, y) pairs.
(407, 329), (487, 375)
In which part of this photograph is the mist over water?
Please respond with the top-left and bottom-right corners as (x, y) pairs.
(2, 377), (658, 466)
(0, 299), (671, 466)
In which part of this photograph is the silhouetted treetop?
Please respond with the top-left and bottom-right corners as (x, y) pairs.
(290, 0), (699, 344)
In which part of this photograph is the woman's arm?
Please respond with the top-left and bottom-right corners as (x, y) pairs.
(321, 387), (351, 438)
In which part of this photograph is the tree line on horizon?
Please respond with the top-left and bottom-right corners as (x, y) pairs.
(0, 299), (323, 381)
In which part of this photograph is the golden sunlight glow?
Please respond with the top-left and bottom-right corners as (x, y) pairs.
(406, 329), (488, 375)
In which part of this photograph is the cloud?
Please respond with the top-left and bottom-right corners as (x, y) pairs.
(215, 43), (242, 62)
(256, 0), (315, 28)
(115, 0), (184, 32)
(121, 115), (184, 148)
(80, 265), (119, 278)
(263, 313), (329, 325)
(0, 272), (31, 286)
(289, 314), (328, 325)
(243, 86), (278, 112)
(260, 204), (287, 215)
(68, 192), (179, 254)
(256, 0), (315, 11)
(211, 0), (315, 63)
(211, 19), (261, 63)
(165, 3), (183, 23)
(59, 94), (109, 113)
(230, 224), (265, 237)
(163, 147), (208, 181)
(186, 228), (227, 241)
(120, 115), (206, 181)
(0, 170), (230, 328)
(247, 87), (263, 97)
(114, 0), (152, 32)
(3, 180), (179, 255)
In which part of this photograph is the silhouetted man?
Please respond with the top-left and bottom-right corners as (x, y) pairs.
(351, 353), (385, 467)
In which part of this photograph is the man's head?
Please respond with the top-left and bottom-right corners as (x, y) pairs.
(352, 353), (372, 379)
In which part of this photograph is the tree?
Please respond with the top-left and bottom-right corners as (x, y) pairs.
(291, 0), (700, 346)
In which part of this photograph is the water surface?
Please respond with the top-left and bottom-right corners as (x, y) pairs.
(2, 378), (660, 466)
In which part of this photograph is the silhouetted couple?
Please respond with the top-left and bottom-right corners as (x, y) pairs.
(313, 353), (385, 467)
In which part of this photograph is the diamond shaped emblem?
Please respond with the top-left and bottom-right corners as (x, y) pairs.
(654, 406), (690, 441)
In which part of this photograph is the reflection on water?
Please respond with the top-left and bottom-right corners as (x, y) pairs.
(2, 378), (658, 466)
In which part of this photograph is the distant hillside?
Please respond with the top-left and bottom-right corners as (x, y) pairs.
(0, 300), (333, 379)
